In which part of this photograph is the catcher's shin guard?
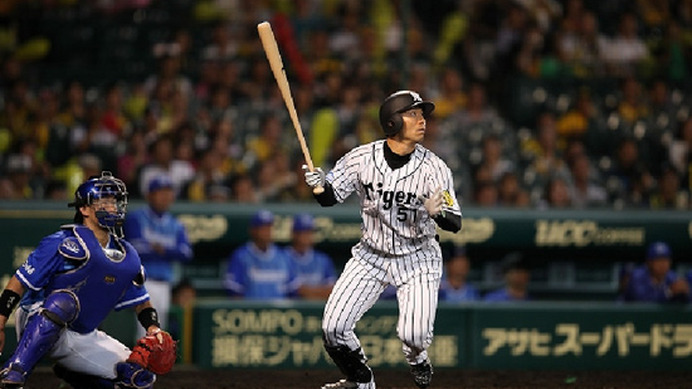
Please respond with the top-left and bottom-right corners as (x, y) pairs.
(53, 364), (117, 389)
(324, 345), (373, 384)
(115, 362), (156, 389)
(1, 290), (78, 386)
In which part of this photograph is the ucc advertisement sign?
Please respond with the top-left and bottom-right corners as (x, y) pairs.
(0, 202), (689, 256)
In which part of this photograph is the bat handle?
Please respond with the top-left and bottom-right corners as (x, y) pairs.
(312, 186), (324, 195)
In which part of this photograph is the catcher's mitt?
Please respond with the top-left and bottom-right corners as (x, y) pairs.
(127, 329), (177, 375)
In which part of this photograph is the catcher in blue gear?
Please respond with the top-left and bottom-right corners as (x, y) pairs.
(0, 171), (175, 389)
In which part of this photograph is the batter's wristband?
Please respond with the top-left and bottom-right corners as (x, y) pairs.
(0, 289), (21, 318)
(137, 307), (161, 330)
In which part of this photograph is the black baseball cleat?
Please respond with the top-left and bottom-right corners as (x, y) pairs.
(410, 359), (433, 389)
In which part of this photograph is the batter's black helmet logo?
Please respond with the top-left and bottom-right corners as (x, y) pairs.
(379, 90), (435, 136)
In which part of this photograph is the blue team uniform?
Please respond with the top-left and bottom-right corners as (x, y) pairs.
(622, 265), (686, 303)
(224, 242), (299, 300)
(123, 206), (193, 282)
(483, 288), (530, 302)
(15, 224), (149, 334)
(439, 279), (479, 302)
(283, 247), (336, 288)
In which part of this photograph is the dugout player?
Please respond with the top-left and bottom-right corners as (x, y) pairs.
(303, 90), (462, 389)
(284, 213), (337, 300)
(224, 209), (300, 300)
(0, 171), (166, 388)
(124, 173), (193, 340)
(621, 241), (689, 303)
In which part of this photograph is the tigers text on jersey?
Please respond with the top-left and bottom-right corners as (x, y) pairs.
(326, 140), (462, 256)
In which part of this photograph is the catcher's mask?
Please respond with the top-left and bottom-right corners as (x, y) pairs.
(378, 90), (435, 136)
(69, 171), (128, 237)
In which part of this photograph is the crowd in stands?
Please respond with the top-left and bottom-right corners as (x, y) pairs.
(0, 0), (691, 209)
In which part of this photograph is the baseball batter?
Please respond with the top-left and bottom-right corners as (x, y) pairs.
(304, 90), (462, 389)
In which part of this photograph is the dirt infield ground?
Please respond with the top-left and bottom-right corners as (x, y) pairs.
(23, 367), (692, 388)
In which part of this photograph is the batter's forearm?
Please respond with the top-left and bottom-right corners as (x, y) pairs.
(434, 212), (461, 232)
(313, 182), (338, 206)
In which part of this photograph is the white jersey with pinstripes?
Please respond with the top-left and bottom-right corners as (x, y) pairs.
(326, 139), (462, 257)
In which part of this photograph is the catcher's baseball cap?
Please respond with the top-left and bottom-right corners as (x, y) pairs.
(646, 241), (671, 260)
(251, 209), (274, 227)
(148, 174), (174, 193)
(292, 213), (315, 232)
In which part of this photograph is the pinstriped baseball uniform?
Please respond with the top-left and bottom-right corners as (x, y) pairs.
(322, 139), (461, 365)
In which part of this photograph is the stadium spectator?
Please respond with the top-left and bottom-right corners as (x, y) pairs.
(183, 147), (231, 202)
(569, 153), (608, 208)
(201, 21), (238, 62)
(223, 209), (299, 300)
(116, 130), (148, 192)
(433, 67), (467, 120)
(473, 180), (499, 207)
(99, 83), (131, 138)
(601, 12), (649, 77)
(620, 241), (689, 303)
(255, 150), (297, 203)
(556, 88), (601, 142)
(0, 0), (690, 214)
(669, 117), (692, 190)
(605, 137), (654, 206)
(230, 174), (259, 203)
(556, 10), (607, 78)
(138, 134), (195, 198)
(617, 77), (649, 126)
(497, 171), (531, 207)
(522, 111), (571, 188)
(648, 165), (689, 209)
(71, 102), (119, 173)
(475, 134), (515, 183)
(0, 153), (33, 199)
(454, 81), (503, 134)
(537, 175), (573, 209)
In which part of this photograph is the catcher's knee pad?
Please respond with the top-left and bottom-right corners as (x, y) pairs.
(0, 291), (79, 385)
(324, 344), (372, 383)
(116, 362), (156, 389)
(41, 289), (79, 326)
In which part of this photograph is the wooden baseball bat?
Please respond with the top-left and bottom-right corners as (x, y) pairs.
(257, 21), (324, 195)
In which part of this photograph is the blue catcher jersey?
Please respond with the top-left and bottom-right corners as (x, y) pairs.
(224, 243), (299, 300)
(15, 225), (149, 333)
(283, 247), (336, 288)
(123, 206), (193, 282)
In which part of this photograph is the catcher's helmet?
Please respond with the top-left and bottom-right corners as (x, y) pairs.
(379, 90), (435, 136)
(70, 171), (128, 235)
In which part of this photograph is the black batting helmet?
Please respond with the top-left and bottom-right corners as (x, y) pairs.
(379, 90), (435, 136)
